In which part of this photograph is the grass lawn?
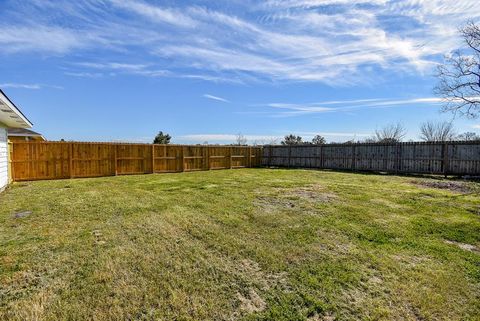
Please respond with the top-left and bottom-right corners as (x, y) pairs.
(1, 169), (479, 321)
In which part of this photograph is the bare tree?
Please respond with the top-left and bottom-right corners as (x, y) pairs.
(419, 121), (457, 141)
(268, 138), (279, 145)
(235, 133), (248, 146)
(251, 137), (280, 146)
(435, 21), (480, 118)
(251, 139), (265, 146)
(311, 135), (326, 145)
(374, 123), (407, 143)
(362, 137), (377, 143)
(281, 134), (303, 145)
(457, 131), (480, 141)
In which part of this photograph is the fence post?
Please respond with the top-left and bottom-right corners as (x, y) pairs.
(269, 145), (273, 167)
(319, 145), (324, 169)
(442, 142), (449, 177)
(69, 143), (74, 178)
(288, 146), (292, 168)
(142, 145), (147, 174)
(395, 143), (400, 174)
(164, 145), (167, 172)
(351, 145), (356, 171)
(205, 146), (210, 170)
(229, 147), (233, 169)
(151, 144), (155, 173)
(248, 146), (252, 168)
(114, 144), (118, 176)
(181, 146), (185, 172)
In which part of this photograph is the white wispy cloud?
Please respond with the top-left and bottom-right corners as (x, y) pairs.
(72, 62), (170, 77)
(0, 25), (87, 54)
(262, 0), (388, 8)
(64, 72), (104, 78)
(203, 94), (229, 103)
(76, 62), (149, 71)
(181, 74), (244, 84)
(0, 83), (41, 90)
(109, 0), (197, 28)
(260, 97), (445, 117)
(0, 0), (479, 83)
(0, 83), (63, 90)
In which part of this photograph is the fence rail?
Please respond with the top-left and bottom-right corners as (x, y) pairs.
(10, 142), (262, 181)
(262, 141), (480, 176)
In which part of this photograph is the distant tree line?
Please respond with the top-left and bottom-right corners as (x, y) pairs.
(153, 120), (480, 146)
(279, 134), (325, 145)
(278, 121), (480, 145)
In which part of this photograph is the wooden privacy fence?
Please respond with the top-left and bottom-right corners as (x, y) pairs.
(263, 141), (480, 176)
(10, 142), (262, 181)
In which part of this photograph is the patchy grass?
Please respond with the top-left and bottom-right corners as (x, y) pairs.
(0, 169), (479, 321)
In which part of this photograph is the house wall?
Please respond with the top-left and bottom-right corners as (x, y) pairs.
(0, 124), (8, 192)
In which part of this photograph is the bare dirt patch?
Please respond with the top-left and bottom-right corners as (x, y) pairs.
(14, 210), (32, 218)
(308, 313), (335, 321)
(254, 196), (296, 212)
(368, 276), (383, 285)
(282, 184), (338, 203)
(230, 259), (288, 318)
(391, 254), (431, 267)
(315, 229), (357, 256)
(237, 259), (289, 291)
(444, 240), (479, 254)
(254, 184), (338, 212)
(237, 289), (266, 313)
(412, 180), (472, 194)
(92, 229), (106, 245)
(14, 183), (30, 188)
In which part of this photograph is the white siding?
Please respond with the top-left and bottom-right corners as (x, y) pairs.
(0, 125), (8, 191)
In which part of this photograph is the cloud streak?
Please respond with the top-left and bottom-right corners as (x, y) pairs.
(109, 0), (197, 28)
(258, 97), (445, 117)
(203, 94), (229, 103)
(71, 62), (170, 77)
(0, 83), (63, 90)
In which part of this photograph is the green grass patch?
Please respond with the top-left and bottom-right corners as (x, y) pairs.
(1, 169), (479, 320)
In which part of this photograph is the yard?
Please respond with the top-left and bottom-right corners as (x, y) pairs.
(1, 169), (479, 320)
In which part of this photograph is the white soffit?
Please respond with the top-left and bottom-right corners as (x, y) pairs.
(0, 90), (33, 128)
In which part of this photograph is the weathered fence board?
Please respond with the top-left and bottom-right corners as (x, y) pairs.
(262, 142), (480, 176)
(10, 142), (262, 181)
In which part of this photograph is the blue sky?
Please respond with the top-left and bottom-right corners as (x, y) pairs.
(1, 0), (480, 144)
